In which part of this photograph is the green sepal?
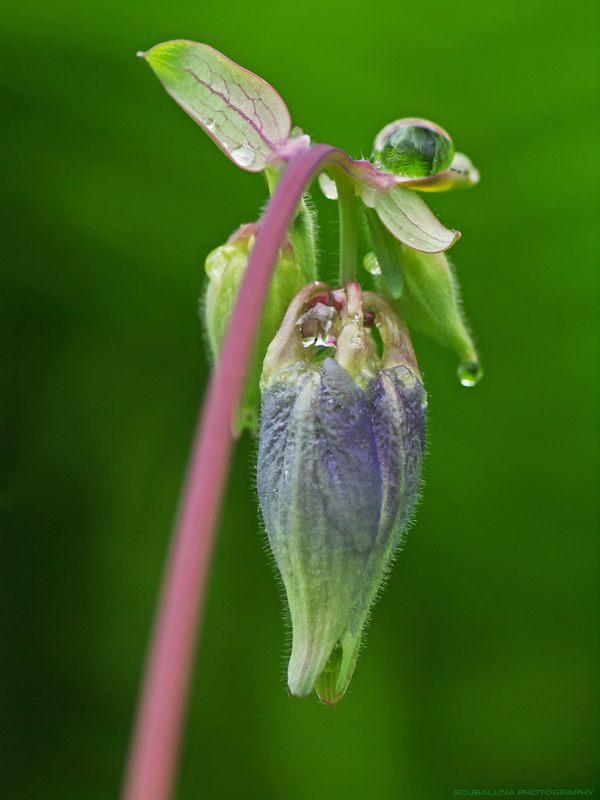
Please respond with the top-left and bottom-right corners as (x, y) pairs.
(363, 205), (404, 298)
(373, 246), (481, 383)
(204, 224), (306, 433)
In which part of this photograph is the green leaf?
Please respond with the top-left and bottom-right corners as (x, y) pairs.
(140, 40), (291, 172)
(363, 206), (403, 298)
(362, 182), (460, 253)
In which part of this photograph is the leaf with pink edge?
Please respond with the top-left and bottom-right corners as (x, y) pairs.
(364, 182), (460, 253)
(139, 40), (291, 172)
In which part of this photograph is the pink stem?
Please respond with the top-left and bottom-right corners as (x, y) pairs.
(121, 144), (336, 800)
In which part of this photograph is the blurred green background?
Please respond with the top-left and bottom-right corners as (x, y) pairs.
(1, 0), (598, 797)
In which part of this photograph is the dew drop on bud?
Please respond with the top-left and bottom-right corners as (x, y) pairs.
(300, 318), (319, 344)
(458, 360), (483, 386)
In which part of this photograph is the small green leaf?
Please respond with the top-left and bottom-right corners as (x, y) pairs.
(363, 206), (403, 298)
(363, 182), (460, 253)
(140, 40), (291, 172)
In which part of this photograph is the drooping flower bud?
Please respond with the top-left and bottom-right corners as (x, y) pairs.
(204, 223), (305, 433)
(257, 281), (426, 703)
(372, 118), (454, 178)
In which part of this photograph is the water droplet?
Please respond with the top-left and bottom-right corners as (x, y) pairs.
(300, 318), (318, 345)
(393, 365), (416, 388)
(363, 252), (381, 275)
(372, 121), (454, 178)
(204, 118), (215, 130)
(458, 360), (483, 386)
(230, 141), (254, 167)
(318, 172), (338, 200)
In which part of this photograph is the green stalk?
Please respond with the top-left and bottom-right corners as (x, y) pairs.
(266, 166), (318, 282)
(329, 164), (358, 284)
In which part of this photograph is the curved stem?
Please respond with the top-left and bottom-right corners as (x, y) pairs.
(121, 143), (337, 800)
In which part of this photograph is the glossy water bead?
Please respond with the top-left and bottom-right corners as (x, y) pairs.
(372, 118), (454, 179)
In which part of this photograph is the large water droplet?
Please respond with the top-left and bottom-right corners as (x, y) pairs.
(372, 122), (454, 178)
(363, 252), (381, 275)
(204, 118), (215, 130)
(458, 360), (483, 386)
(230, 141), (254, 167)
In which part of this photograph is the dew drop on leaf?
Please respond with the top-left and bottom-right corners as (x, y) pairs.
(231, 141), (254, 167)
(373, 122), (454, 178)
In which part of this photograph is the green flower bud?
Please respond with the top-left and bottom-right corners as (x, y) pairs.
(372, 118), (454, 179)
(368, 245), (482, 385)
(204, 224), (305, 433)
(257, 282), (427, 703)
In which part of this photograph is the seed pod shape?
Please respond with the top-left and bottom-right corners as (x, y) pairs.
(257, 282), (427, 703)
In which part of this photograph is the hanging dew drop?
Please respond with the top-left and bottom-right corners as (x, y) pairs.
(458, 360), (483, 386)
(204, 118), (215, 130)
(231, 141), (254, 167)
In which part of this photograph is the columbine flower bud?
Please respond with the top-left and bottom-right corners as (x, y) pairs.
(257, 281), (427, 703)
(204, 223), (305, 433)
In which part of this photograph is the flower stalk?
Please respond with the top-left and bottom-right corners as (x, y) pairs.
(329, 164), (358, 283)
(122, 144), (355, 800)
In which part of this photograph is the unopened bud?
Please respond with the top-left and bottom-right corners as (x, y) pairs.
(257, 282), (426, 703)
